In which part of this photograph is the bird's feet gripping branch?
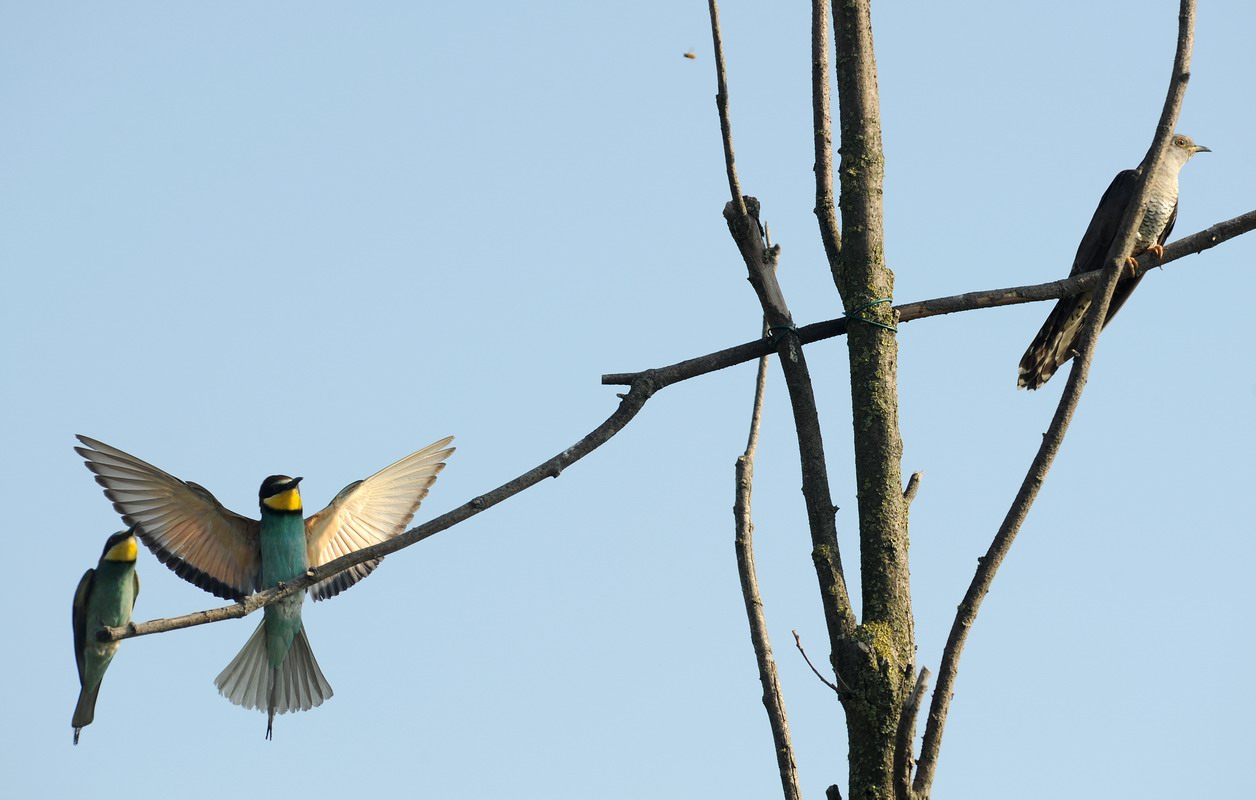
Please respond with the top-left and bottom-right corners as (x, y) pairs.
(1125, 243), (1167, 277)
(1016, 133), (1208, 390)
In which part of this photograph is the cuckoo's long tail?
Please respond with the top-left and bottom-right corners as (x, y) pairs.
(1017, 295), (1092, 390)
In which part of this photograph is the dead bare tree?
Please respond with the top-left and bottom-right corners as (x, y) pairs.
(92, 1), (1255, 797)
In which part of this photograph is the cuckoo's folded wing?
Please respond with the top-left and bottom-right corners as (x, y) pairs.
(1070, 168), (1178, 324)
(304, 437), (454, 601)
(76, 436), (261, 601)
(1069, 168), (1140, 277)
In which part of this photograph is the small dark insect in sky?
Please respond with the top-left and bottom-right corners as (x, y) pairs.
(683, 50), (697, 60)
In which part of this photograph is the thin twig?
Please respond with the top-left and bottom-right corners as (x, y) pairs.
(735, 343), (802, 800)
(811, 0), (841, 263)
(743, 335), (769, 456)
(601, 209), (1256, 390)
(100, 379), (659, 642)
(792, 630), (840, 694)
(903, 472), (923, 506)
(707, 0), (745, 218)
(912, 3), (1197, 795)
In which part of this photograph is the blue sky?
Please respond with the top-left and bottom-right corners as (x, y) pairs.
(3, 2), (1253, 797)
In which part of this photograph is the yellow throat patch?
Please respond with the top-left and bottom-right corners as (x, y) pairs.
(263, 487), (303, 512)
(105, 536), (138, 562)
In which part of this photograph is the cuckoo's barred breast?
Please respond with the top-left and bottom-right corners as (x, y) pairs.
(1136, 186), (1179, 250)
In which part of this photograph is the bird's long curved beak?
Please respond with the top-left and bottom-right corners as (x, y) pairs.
(1193, 144), (1212, 154)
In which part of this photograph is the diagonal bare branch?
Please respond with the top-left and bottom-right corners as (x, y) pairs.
(792, 629), (840, 694)
(601, 208), (1256, 390)
(99, 378), (659, 642)
(912, 3), (1198, 795)
(705, 1), (856, 654)
(100, 178), (1253, 645)
(735, 343), (802, 800)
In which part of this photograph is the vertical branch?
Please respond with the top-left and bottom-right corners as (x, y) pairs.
(911, 4), (1197, 796)
(705, 0), (857, 665)
(812, 0), (841, 264)
(893, 667), (931, 799)
(735, 347), (802, 800)
(708, 0), (746, 219)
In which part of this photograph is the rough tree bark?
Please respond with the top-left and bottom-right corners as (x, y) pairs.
(827, 2), (917, 797)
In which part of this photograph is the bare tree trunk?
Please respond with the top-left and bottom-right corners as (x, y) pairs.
(827, 2), (916, 796)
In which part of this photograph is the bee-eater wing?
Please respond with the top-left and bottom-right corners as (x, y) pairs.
(304, 436), (454, 601)
(76, 436), (261, 601)
(72, 568), (94, 686)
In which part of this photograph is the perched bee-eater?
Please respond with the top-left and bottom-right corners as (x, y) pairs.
(72, 526), (140, 744)
(75, 435), (454, 738)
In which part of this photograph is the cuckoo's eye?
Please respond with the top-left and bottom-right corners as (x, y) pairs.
(1173, 136), (1187, 147)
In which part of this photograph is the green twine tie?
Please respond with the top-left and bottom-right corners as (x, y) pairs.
(844, 297), (897, 333)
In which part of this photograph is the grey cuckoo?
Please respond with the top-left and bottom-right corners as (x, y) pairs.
(1017, 134), (1209, 390)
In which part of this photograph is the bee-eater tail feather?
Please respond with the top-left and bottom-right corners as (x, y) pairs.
(71, 685), (100, 744)
(215, 620), (332, 737)
(282, 625), (333, 714)
(215, 621), (271, 710)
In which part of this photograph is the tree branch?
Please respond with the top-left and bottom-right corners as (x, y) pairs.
(912, 3), (1198, 795)
(902, 472), (923, 506)
(792, 629), (840, 694)
(601, 208), (1256, 390)
(893, 667), (931, 800)
(103, 201), (1252, 645)
(735, 344), (802, 800)
(811, 0), (841, 263)
(707, 0), (745, 219)
(705, 1), (856, 657)
(100, 378), (660, 642)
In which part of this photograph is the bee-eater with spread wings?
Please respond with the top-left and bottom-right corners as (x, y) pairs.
(76, 435), (454, 738)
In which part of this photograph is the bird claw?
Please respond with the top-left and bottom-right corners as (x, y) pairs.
(1126, 243), (1165, 277)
